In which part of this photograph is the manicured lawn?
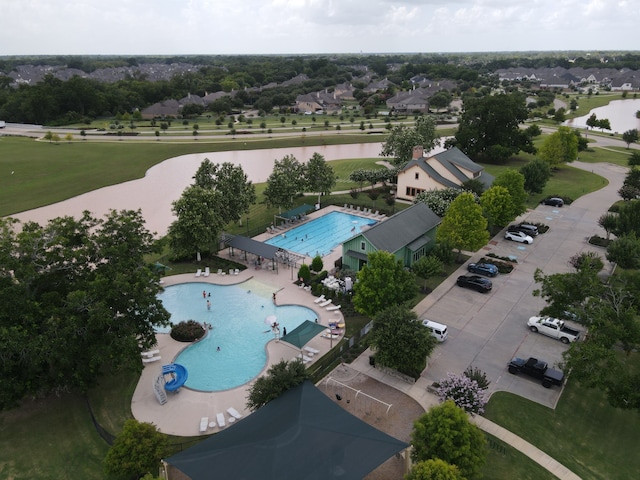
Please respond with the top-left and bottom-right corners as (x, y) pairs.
(484, 376), (640, 480)
(482, 434), (556, 480)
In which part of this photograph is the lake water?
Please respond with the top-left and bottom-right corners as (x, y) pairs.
(564, 99), (640, 134)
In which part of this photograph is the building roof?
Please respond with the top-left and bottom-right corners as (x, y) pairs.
(360, 203), (440, 253)
(166, 381), (408, 480)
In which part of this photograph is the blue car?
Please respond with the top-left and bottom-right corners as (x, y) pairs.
(467, 262), (498, 277)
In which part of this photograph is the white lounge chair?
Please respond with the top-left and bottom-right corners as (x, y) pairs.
(326, 305), (341, 311)
(319, 299), (332, 307)
(227, 407), (243, 419)
(141, 349), (160, 357)
(314, 295), (326, 304)
(234, 269), (239, 275)
(200, 417), (209, 433)
(217, 269), (223, 275)
(142, 355), (161, 363)
(342, 203), (348, 210)
(216, 412), (226, 428)
(229, 268), (234, 275)
(303, 285), (311, 292)
(304, 346), (320, 355)
(204, 267), (210, 277)
(195, 268), (202, 277)
(295, 353), (312, 363)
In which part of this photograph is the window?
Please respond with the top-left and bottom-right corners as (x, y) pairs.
(360, 241), (366, 251)
(415, 172), (419, 180)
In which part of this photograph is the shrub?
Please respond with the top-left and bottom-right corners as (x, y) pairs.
(435, 372), (488, 414)
(464, 366), (490, 390)
(589, 235), (611, 247)
(478, 256), (514, 274)
(297, 264), (311, 284)
(170, 320), (205, 342)
(311, 255), (323, 273)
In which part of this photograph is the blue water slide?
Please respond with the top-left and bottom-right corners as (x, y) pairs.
(162, 363), (188, 392)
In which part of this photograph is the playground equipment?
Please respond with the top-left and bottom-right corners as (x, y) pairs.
(154, 363), (189, 405)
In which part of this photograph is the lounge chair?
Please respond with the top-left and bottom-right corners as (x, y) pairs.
(349, 204), (354, 210)
(195, 268), (202, 277)
(342, 203), (348, 210)
(304, 346), (320, 356)
(141, 349), (160, 357)
(319, 299), (332, 307)
(373, 210), (380, 217)
(313, 295), (326, 304)
(321, 332), (340, 340)
(216, 413), (226, 428)
(234, 269), (239, 275)
(303, 285), (311, 292)
(227, 407), (243, 420)
(326, 304), (341, 311)
(199, 417), (209, 433)
(295, 353), (312, 363)
(142, 355), (161, 363)
(204, 267), (210, 277)
(229, 268), (234, 275)
(217, 269), (223, 275)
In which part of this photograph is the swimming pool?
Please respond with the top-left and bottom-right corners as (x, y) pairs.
(157, 279), (317, 392)
(265, 211), (377, 257)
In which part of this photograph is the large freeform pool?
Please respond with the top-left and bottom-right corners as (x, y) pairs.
(157, 279), (316, 392)
(265, 210), (377, 257)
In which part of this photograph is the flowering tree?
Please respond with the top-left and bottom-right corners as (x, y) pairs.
(436, 372), (488, 414)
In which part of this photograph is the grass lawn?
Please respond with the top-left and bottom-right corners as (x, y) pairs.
(484, 377), (640, 480)
(482, 434), (556, 480)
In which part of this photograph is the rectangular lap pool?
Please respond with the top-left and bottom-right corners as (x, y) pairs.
(265, 211), (378, 257)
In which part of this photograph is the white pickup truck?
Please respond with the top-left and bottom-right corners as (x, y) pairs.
(527, 316), (582, 344)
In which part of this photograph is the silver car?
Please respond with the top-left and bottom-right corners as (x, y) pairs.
(504, 230), (533, 244)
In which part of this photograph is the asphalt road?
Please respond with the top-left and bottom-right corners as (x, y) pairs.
(414, 159), (628, 408)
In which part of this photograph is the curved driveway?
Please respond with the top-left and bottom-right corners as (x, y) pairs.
(414, 159), (628, 407)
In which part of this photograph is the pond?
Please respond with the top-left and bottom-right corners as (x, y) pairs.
(564, 99), (640, 134)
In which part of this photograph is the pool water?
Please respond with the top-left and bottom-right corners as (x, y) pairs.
(265, 211), (377, 257)
(157, 280), (317, 391)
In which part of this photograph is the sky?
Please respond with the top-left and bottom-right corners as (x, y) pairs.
(0, 0), (637, 56)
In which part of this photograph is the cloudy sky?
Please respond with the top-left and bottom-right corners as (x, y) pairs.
(0, 0), (637, 56)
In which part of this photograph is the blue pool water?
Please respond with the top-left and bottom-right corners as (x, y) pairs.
(157, 280), (317, 392)
(265, 211), (377, 257)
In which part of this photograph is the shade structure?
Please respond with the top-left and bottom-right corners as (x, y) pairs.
(281, 320), (326, 348)
(166, 381), (408, 480)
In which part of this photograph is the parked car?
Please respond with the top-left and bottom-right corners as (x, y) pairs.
(467, 262), (499, 277)
(541, 197), (564, 207)
(504, 230), (533, 244)
(422, 319), (448, 342)
(508, 223), (539, 236)
(456, 275), (492, 293)
(527, 316), (582, 344)
(507, 356), (564, 388)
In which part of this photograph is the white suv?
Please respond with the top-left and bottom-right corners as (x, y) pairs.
(505, 230), (533, 244)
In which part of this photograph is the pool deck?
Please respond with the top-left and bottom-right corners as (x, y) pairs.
(131, 205), (376, 436)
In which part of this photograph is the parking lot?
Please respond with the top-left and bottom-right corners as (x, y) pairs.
(415, 161), (627, 407)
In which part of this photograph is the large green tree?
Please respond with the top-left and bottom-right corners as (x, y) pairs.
(480, 185), (515, 230)
(622, 129), (638, 149)
(381, 115), (440, 167)
(104, 419), (168, 480)
(0, 211), (170, 409)
(613, 199), (640, 237)
(454, 92), (533, 162)
(436, 192), (489, 259)
(520, 158), (551, 194)
(369, 305), (437, 377)
(246, 359), (309, 411)
(538, 126), (579, 167)
(492, 169), (527, 219)
(263, 155), (305, 212)
(168, 186), (226, 260)
(606, 233), (640, 269)
(412, 255), (444, 292)
(352, 251), (418, 317)
(304, 152), (336, 206)
(411, 400), (487, 480)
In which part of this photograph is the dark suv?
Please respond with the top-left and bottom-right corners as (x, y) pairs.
(541, 197), (564, 207)
(508, 223), (539, 236)
(456, 275), (492, 293)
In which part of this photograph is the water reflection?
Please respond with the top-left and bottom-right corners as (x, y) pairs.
(564, 99), (640, 133)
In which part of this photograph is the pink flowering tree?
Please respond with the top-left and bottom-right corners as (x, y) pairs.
(435, 372), (488, 414)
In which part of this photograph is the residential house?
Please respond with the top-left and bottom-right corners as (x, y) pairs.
(396, 146), (494, 201)
(140, 99), (180, 119)
(341, 202), (441, 271)
(295, 90), (343, 114)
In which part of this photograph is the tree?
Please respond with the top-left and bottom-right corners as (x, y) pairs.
(435, 372), (488, 414)
(412, 255), (443, 292)
(310, 254), (323, 273)
(263, 155), (305, 212)
(598, 213), (618, 241)
(428, 90), (453, 110)
(492, 169), (527, 219)
(104, 419), (168, 480)
(569, 251), (604, 273)
(454, 92), (533, 162)
(606, 233), (640, 269)
(586, 113), (599, 130)
(406, 459), (464, 480)
(613, 199), (640, 237)
(622, 129), (639, 149)
(304, 152), (336, 206)
(168, 186), (226, 260)
(411, 400), (487, 480)
(520, 158), (551, 194)
(44, 130), (53, 142)
(436, 192), (489, 260)
(352, 251), (418, 317)
(381, 116), (440, 167)
(64, 133), (73, 143)
(246, 360), (308, 411)
(628, 151), (640, 167)
(211, 162), (257, 224)
(538, 126), (579, 167)
(0, 211), (170, 409)
(480, 185), (515, 230)
(413, 187), (467, 217)
(369, 305), (437, 377)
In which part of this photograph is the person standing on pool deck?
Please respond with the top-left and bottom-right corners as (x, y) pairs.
(272, 292), (277, 304)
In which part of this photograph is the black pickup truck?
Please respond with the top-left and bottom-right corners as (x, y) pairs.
(507, 357), (565, 388)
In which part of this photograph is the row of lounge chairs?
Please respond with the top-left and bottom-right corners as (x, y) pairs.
(199, 407), (243, 433)
(313, 294), (341, 311)
(341, 204), (386, 219)
(196, 268), (239, 277)
(141, 349), (161, 364)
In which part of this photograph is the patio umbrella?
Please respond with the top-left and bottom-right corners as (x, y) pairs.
(264, 315), (277, 326)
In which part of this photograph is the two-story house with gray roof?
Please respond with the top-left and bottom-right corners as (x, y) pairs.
(341, 202), (441, 271)
(396, 146), (494, 201)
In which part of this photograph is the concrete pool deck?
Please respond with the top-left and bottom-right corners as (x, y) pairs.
(131, 205), (374, 436)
